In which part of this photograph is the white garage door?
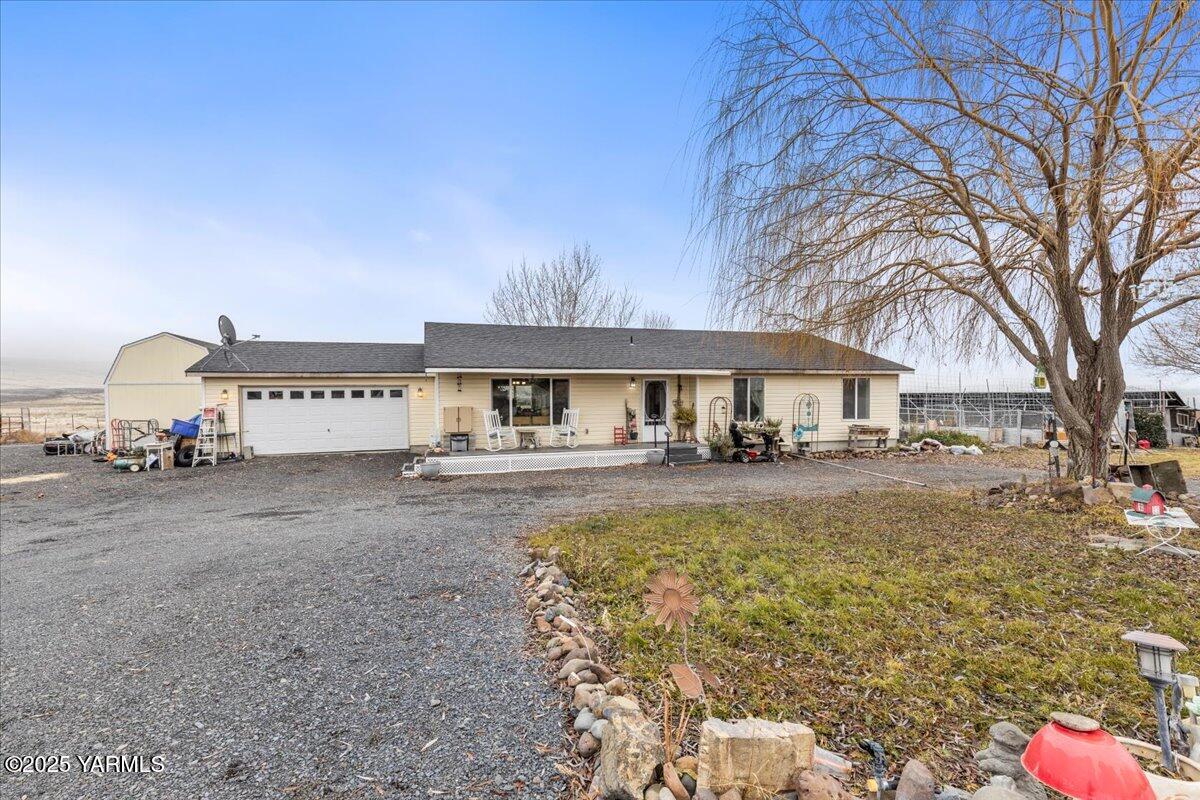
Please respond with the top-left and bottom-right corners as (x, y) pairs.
(242, 387), (409, 455)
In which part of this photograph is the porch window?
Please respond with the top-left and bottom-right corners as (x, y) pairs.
(842, 377), (870, 419)
(733, 377), (765, 421)
(491, 377), (571, 426)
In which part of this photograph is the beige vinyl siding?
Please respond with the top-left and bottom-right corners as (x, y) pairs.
(698, 373), (900, 447)
(202, 375), (435, 454)
(448, 373), (641, 448)
(105, 333), (210, 429)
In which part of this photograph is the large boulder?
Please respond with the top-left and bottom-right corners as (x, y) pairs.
(592, 712), (665, 800)
(696, 717), (816, 800)
(974, 723), (1047, 800)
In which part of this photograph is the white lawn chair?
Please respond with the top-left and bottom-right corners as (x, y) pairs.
(483, 409), (517, 452)
(550, 408), (580, 448)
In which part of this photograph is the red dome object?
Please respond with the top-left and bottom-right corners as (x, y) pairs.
(1021, 714), (1154, 800)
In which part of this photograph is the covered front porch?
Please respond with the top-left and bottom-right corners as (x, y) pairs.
(427, 370), (723, 452)
(420, 441), (710, 476)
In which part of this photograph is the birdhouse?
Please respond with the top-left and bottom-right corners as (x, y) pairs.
(1130, 484), (1167, 516)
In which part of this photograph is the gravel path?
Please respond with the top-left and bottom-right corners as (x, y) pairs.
(0, 445), (1025, 799)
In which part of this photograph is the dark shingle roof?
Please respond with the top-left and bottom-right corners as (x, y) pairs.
(186, 341), (425, 374)
(423, 322), (911, 372)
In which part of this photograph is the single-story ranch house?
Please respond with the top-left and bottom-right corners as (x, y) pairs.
(104, 322), (911, 456)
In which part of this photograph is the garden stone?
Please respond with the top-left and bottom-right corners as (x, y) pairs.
(535, 617), (551, 633)
(718, 791), (742, 800)
(1081, 485), (1114, 506)
(645, 785), (664, 800)
(675, 755), (698, 775)
(663, 762), (689, 800)
(971, 789), (1025, 800)
(545, 546), (561, 563)
(696, 718), (816, 800)
(777, 793), (798, 800)
(895, 759), (934, 800)
(1107, 482), (1136, 502)
(568, 672), (584, 687)
(591, 712), (664, 800)
(553, 615), (575, 631)
(681, 774), (697, 795)
(546, 646), (563, 661)
(790, 769), (853, 800)
(574, 683), (602, 709)
(558, 658), (593, 680)
(590, 719), (610, 740)
(526, 595), (542, 613)
(577, 670), (598, 685)
(975, 723), (1047, 800)
(564, 647), (591, 662)
(660, 788), (678, 800)
(695, 790), (718, 800)
(575, 710), (597, 732)
(605, 677), (628, 696)
(590, 663), (616, 683)
(599, 695), (640, 718)
(938, 788), (971, 800)
(578, 731), (600, 759)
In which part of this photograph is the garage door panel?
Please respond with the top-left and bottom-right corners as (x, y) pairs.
(242, 387), (409, 455)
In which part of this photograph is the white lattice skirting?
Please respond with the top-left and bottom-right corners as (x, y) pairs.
(427, 447), (706, 476)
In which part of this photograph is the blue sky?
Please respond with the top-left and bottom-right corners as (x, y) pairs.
(1, 1), (1194, 398)
(2, 1), (728, 362)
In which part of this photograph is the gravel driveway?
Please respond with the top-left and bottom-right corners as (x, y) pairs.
(0, 445), (1025, 799)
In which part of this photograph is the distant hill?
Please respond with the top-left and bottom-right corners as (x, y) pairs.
(1, 357), (106, 406)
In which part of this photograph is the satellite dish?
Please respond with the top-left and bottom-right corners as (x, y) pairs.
(218, 315), (237, 347)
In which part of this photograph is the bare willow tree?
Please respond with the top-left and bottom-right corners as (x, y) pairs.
(641, 310), (676, 329)
(484, 243), (674, 328)
(1134, 314), (1200, 374)
(700, 0), (1199, 478)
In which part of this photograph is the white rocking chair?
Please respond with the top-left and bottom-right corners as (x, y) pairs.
(483, 409), (517, 452)
(550, 408), (580, 448)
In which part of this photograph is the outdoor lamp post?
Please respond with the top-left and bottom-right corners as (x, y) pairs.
(1122, 630), (1188, 772)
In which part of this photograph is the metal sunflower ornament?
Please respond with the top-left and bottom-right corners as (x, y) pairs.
(644, 569), (700, 632)
(644, 569), (718, 700)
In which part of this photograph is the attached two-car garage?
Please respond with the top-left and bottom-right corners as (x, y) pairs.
(241, 386), (409, 455)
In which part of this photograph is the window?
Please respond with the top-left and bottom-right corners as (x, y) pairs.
(842, 378), (871, 419)
(290, 390), (304, 399)
(310, 390), (325, 399)
(268, 390), (283, 400)
(331, 390), (345, 399)
(491, 378), (512, 426)
(246, 391), (262, 400)
(491, 377), (570, 426)
(389, 389), (403, 398)
(370, 389), (384, 398)
(351, 390), (364, 399)
(733, 377), (765, 421)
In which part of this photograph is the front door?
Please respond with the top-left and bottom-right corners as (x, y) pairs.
(643, 379), (669, 445)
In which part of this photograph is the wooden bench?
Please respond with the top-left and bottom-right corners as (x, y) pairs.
(848, 424), (890, 451)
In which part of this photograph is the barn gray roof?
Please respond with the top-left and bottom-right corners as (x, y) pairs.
(423, 322), (911, 372)
(186, 341), (425, 374)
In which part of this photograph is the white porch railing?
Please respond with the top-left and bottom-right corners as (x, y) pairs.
(421, 446), (712, 476)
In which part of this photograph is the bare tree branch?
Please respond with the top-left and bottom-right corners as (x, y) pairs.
(1133, 314), (1200, 375)
(697, 0), (1200, 477)
(483, 243), (674, 328)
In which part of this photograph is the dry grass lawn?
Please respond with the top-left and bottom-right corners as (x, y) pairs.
(531, 490), (1197, 788)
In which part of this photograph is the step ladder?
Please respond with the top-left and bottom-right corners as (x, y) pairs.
(192, 406), (220, 468)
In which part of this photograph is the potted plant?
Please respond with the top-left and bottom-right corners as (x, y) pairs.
(705, 430), (733, 462)
(672, 403), (697, 442)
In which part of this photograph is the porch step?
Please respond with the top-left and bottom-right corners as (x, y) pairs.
(666, 444), (707, 467)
